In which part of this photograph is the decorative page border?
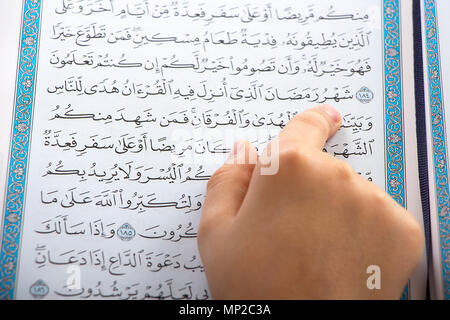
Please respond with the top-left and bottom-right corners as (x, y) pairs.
(0, 0), (41, 300)
(424, 0), (450, 300)
(384, 0), (406, 208)
(0, 0), (408, 299)
(383, 0), (408, 300)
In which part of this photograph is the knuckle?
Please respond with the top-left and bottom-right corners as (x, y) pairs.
(207, 165), (253, 193)
(402, 214), (425, 251)
(197, 209), (219, 248)
(278, 146), (313, 171)
(390, 211), (424, 266)
(409, 218), (424, 244)
(332, 160), (355, 181)
(369, 186), (391, 208)
(348, 183), (391, 220)
(197, 219), (210, 245)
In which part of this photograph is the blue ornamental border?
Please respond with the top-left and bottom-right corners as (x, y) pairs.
(383, 0), (408, 300)
(424, 0), (450, 300)
(0, 0), (41, 300)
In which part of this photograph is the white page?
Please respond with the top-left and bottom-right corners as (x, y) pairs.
(0, 0), (425, 300)
(421, 0), (450, 300)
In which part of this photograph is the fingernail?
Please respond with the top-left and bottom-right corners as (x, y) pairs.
(319, 105), (341, 123)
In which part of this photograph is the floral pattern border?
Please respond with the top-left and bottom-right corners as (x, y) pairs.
(384, 0), (408, 300)
(0, 0), (41, 300)
(424, 0), (450, 300)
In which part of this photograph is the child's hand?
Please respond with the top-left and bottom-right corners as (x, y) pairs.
(198, 105), (424, 300)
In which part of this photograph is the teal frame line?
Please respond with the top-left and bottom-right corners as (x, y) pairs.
(424, 0), (450, 300)
(0, 0), (41, 300)
(383, 0), (408, 300)
(0, 0), (408, 299)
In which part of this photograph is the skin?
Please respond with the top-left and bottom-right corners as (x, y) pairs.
(197, 105), (424, 300)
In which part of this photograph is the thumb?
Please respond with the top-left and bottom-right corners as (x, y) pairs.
(201, 140), (258, 229)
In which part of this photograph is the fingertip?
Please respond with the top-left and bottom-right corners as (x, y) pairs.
(279, 105), (341, 150)
(317, 104), (342, 127)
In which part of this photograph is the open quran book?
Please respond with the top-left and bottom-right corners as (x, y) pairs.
(0, 0), (448, 300)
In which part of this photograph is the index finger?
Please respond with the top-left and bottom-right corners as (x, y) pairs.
(278, 105), (342, 151)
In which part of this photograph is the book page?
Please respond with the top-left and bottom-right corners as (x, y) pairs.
(0, 0), (424, 299)
(421, 0), (450, 300)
